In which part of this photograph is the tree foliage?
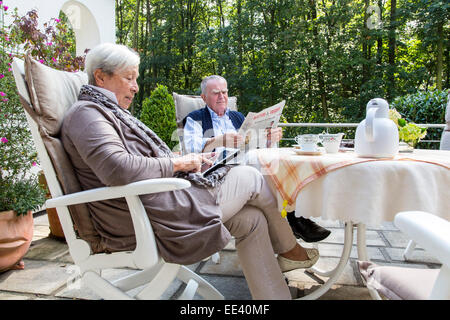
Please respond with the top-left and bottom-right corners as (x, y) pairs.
(116, 0), (448, 134)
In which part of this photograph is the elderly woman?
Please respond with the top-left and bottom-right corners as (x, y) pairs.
(61, 42), (319, 300)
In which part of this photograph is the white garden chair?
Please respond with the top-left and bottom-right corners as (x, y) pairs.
(12, 55), (224, 300)
(172, 92), (238, 156)
(403, 92), (450, 261)
(359, 211), (450, 300)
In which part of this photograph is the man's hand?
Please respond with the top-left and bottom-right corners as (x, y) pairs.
(266, 127), (283, 147)
(222, 132), (244, 149)
(172, 152), (215, 173)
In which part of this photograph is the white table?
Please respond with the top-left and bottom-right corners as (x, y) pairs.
(254, 148), (450, 299)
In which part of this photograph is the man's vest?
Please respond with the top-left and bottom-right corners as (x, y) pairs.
(184, 106), (245, 138)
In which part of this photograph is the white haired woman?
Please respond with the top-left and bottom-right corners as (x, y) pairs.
(61, 42), (319, 300)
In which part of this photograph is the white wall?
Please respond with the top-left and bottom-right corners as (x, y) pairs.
(3, 0), (115, 55)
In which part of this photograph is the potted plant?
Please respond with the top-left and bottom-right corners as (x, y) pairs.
(389, 108), (427, 152)
(0, 8), (86, 249)
(0, 4), (46, 272)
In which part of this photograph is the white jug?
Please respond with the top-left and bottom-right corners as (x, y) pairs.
(355, 98), (399, 158)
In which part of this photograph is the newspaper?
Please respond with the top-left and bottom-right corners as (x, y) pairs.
(238, 100), (286, 151)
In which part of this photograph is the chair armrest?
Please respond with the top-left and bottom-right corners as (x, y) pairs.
(394, 211), (450, 267)
(46, 178), (191, 208)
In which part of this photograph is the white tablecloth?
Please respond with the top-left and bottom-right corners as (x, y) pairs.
(254, 149), (450, 227)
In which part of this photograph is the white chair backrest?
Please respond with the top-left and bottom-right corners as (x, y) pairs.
(172, 92), (238, 154)
(172, 92), (238, 128)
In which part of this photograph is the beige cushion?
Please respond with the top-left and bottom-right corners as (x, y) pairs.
(172, 92), (238, 128)
(25, 55), (88, 136)
(23, 55), (103, 253)
(358, 261), (440, 300)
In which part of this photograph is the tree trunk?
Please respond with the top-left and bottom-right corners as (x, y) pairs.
(217, 0), (225, 28)
(436, 22), (443, 90)
(376, 0), (383, 65)
(116, 0), (123, 43)
(446, 32), (450, 90)
(362, 0), (370, 84)
(133, 0), (141, 50)
(309, 0), (329, 120)
(387, 0), (397, 99)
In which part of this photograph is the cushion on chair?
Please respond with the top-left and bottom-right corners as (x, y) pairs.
(357, 261), (440, 300)
(172, 92), (237, 128)
(23, 55), (104, 253)
(25, 55), (88, 136)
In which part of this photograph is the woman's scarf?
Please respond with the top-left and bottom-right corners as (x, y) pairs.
(78, 85), (230, 189)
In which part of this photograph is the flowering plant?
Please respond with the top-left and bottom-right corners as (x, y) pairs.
(389, 108), (427, 148)
(1, 7), (84, 215)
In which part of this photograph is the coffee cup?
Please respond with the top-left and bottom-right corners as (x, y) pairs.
(294, 134), (320, 152)
(319, 133), (344, 153)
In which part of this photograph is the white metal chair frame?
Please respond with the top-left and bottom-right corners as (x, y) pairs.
(12, 58), (223, 300)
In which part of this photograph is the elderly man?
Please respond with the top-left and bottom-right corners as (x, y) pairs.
(183, 75), (331, 242)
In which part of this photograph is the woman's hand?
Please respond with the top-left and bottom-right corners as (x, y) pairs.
(203, 133), (244, 152)
(172, 152), (216, 173)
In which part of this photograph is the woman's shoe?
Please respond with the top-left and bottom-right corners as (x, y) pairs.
(277, 248), (319, 272)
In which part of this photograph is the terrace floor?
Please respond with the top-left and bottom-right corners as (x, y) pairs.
(0, 211), (441, 300)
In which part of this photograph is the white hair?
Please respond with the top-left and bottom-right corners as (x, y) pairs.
(85, 43), (140, 85)
(201, 75), (227, 94)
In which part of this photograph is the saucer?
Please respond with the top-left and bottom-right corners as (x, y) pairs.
(292, 147), (324, 156)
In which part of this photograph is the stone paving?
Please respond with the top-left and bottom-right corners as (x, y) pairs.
(0, 212), (441, 300)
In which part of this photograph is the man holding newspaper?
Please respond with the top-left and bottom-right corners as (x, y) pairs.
(183, 75), (331, 244)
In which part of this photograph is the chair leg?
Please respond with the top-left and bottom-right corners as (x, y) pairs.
(83, 271), (133, 300)
(135, 263), (181, 300)
(113, 261), (165, 292)
(403, 240), (416, 260)
(211, 252), (221, 264)
(177, 279), (199, 300)
(177, 266), (224, 300)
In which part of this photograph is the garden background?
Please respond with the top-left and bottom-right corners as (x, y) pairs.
(114, 0), (448, 147)
(2, 0), (449, 151)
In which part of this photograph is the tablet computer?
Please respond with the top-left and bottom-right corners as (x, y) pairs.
(202, 149), (240, 177)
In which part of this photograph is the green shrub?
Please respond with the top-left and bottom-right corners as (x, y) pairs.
(140, 84), (178, 151)
(390, 89), (448, 149)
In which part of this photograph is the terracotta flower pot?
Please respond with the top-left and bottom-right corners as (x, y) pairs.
(0, 210), (34, 273)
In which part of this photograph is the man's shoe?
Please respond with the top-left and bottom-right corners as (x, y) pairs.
(287, 213), (331, 242)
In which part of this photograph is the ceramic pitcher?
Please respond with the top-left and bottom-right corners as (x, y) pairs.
(355, 98), (399, 158)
